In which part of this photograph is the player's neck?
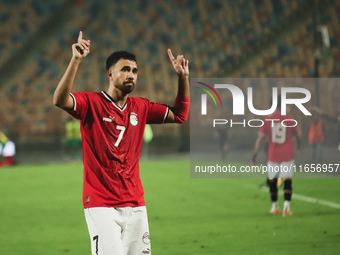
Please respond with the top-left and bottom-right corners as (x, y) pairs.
(106, 87), (128, 108)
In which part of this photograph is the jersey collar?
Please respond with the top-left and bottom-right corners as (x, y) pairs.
(101, 91), (127, 111)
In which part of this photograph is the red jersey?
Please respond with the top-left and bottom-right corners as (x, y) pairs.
(308, 120), (324, 144)
(68, 91), (169, 208)
(259, 112), (300, 163)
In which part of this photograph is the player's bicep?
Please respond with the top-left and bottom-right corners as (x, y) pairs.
(165, 109), (175, 123)
(292, 125), (301, 136)
(60, 94), (75, 112)
(67, 92), (89, 120)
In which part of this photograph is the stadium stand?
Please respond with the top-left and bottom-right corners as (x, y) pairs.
(0, 0), (339, 150)
(0, 0), (68, 67)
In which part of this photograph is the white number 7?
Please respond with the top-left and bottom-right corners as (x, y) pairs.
(115, 125), (126, 147)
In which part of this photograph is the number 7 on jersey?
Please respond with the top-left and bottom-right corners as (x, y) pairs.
(115, 125), (125, 147)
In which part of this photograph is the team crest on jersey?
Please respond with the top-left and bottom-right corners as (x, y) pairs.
(130, 113), (138, 126)
(142, 232), (150, 245)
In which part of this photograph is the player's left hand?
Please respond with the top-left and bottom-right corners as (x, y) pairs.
(72, 31), (90, 59)
(167, 49), (189, 78)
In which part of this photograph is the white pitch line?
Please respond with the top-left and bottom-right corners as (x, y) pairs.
(227, 179), (340, 210)
(259, 187), (340, 210)
(292, 193), (340, 209)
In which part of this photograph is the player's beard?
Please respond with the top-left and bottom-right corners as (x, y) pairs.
(116, 81), (135, 94)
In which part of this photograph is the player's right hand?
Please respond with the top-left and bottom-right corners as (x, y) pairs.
(72, 31), (90, 59)
(251, 153), (257, 166)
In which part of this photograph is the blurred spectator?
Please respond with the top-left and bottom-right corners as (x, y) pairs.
(65, 117), (82, 159)
(0, 131), (16, 167)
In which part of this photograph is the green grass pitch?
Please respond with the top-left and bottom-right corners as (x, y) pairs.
(0, 159), (339, 254)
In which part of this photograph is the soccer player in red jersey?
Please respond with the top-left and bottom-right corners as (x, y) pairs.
(53, 31), (190, 255)
(251, 97), (301, 216)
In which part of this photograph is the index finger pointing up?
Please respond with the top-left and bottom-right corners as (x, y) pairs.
(167, 49), (175, 62)
(78, 31), (83, 43)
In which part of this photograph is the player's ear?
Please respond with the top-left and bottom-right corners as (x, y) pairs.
(107, 69), (112, 79)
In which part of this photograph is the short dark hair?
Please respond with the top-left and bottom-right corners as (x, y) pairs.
(106, 51), (137, 70)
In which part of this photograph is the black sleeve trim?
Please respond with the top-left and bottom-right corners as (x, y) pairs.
(163, 106), (170, 123)
(69, 93), (76, 112)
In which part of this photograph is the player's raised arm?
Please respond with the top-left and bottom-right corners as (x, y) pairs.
(53, 31), (90, 111)
(165, 49), (190, 123)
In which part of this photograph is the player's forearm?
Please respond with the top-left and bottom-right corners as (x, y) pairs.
(177, 75), (190, 98)
(167, 75), (190, 123)
(252, 136), (264, 161)
(53, 57), (81, 109)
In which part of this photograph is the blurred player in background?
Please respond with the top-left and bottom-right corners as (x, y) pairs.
(308, 115), (324, 162)
(0, 131), (16, 167)
(65, 117), (82, 159)
(53, 31), (190, 255)
(251, 96), (301, 216)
